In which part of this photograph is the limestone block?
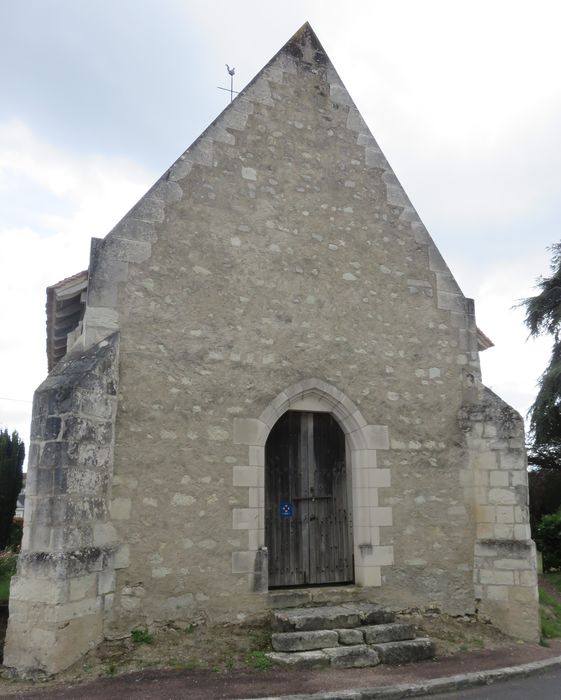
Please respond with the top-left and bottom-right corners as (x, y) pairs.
(499, 452), (525, 470)
(495, 506), (514, 524)
(248, 446), (264, 466)
(479, 569), (514, 586)
(486, 585), (509, 601)
(353, 487), (378, 509)
(362, 425), (389, 450)
(232, 508), (259, 530)
(98, 570), (116, 595)
(490, 471), (509, 487)
(369, 506), (393, 527)
(233, 465), (262, 487)
(248, 487), (264, 508)
(355, 566), (382, 587)
(267, 650), (329, 668)
(337, 628), (364, 645)
(369, 468), (391, 489)
(330, 83), (353, 106)
(241, 167), (257, 181)
(69, 573), (98, 602)
(356, 544), (393, 567)
(437, 291), (466, 313)
(351, 450), (377, 470)
(45, 597), (101, 623)
(324, 645), (380, 668)
(476, 523), (495, 539)
(272, 630), (338, 652)
(114, 544), (130, 569)
(290, 396), (332, 412)
(514, 524), (531, 540)
(272, 605), (367, 632)
(93, 522), (119, 547)
(346, 107), (368, 132)
(362, 623), (416, 644)
(518, 570), (538, 587)
(83, 306), (119, 332)
(9, 576), (67, 605)
(354, 525), (380, 546)
(102, 237), (151, 264)
(488, 488), (517, 505)
(365, 148), (388, 169)
(247, 529), (265, 551)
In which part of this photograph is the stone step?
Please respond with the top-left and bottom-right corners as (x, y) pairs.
(370, 637), (435, 665)
(271, 630), (339, 652)
(267, 650), (330, 669)
(267, 644), (381, 669)
(271, 602), (395, 632)
(362, 622), (416, 644)
(272, 622), (416, 651)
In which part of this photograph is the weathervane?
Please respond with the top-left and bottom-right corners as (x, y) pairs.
(217, 64), (239, 103)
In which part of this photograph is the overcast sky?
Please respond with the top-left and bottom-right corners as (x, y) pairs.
(1, 0), (559, 464)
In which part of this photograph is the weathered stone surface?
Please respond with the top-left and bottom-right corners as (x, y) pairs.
(272, 604), (365, 632)
(272, 629), (339, 652)
(371, 638), (435, 664)
(350, 602), (396, 625)
(336, 628), (364, 645)
(4, 335), (120, 676)
(362, 622), (416, 644)
(266, 650), (329, 668)
(323, 645), (380, 668)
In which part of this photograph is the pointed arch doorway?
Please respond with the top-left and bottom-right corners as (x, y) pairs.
(265, 410), (354, 587)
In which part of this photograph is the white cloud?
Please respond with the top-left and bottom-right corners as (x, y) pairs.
(467, 254), (553, 422)
(0, 121), (155, 461)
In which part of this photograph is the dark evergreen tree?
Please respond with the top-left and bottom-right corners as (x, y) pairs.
(523, 243), (561, 456)
(0, 429), (24, 550)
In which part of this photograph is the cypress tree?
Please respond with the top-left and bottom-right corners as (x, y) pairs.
(0, 429), (25, 550)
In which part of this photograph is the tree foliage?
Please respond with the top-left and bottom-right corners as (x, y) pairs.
(523, 243), (561, 450)
(528, 469), (561, 534)
(0, 429), (24, 551)
(536, 510), (561, 571)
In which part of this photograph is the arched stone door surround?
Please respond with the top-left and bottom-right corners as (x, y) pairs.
(231, 378), (393, 590)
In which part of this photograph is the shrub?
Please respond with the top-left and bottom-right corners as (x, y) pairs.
(0, 552), (17, 578)
(536, 510), (561, 571)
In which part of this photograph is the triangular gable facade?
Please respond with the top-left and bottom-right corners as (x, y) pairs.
(5, 23), (538, 675)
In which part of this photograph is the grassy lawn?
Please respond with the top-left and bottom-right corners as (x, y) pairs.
(0, 553), (17, 602)
(545, 571), (561, 593)
(540, 572), (561, 641)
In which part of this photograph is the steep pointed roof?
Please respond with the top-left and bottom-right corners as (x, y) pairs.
(60, 22), (493, 361)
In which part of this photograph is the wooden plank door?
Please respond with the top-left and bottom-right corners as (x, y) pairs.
(265, 411), (353, 587)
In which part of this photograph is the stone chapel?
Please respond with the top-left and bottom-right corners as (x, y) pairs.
(4, 23), (539, 675)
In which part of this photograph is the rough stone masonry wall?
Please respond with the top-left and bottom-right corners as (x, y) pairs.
(6, 24), (539, 674)
(3, 334), (124, 676)
(99, 26), (493, 636)
(459, 388), (539, 641)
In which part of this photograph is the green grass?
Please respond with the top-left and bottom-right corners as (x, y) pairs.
(545, 571), (561, 594)
(539, 588), (561, 639)
(0, 553), (17, 601)
(247, 650), (272, 670)
(131, 628), (154, 645)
